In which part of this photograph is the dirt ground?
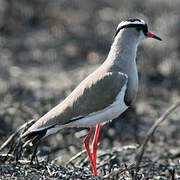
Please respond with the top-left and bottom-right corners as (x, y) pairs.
(0, 0), (180, 179)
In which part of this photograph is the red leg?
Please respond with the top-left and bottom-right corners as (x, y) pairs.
(92, 124), (101, 174)
(83, 127), (96, 175)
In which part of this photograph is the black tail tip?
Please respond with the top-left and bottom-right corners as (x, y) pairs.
(22, 130), (47, 145)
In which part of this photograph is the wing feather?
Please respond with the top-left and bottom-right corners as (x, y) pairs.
(22, 70), (128, 137)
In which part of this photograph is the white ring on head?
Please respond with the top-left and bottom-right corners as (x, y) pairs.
(117, 19), (146, 30)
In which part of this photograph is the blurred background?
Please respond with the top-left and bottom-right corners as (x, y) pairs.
(0, 0), (180, 167)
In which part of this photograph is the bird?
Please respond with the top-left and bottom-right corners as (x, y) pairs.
(21, 18), (162, 176)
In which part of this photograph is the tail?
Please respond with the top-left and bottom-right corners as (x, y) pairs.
(21, 124), (58, 145)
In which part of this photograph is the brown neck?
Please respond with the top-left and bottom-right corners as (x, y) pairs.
(103, 30), (139, 105)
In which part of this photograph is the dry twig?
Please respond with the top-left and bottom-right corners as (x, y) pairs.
(0, 119), (35, 152)
(66, 149), (86, 165)
(134, 99), (180, 179)
(0, 119), (35, 163)
(102, 164), (149, 179)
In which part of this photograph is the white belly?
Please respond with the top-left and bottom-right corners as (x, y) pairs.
(71, 84), (128, 127)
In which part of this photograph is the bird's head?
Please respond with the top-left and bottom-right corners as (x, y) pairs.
(115, 19), (162, 42)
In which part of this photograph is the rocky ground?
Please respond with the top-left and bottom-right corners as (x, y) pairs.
(0, 0), (180, 179)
